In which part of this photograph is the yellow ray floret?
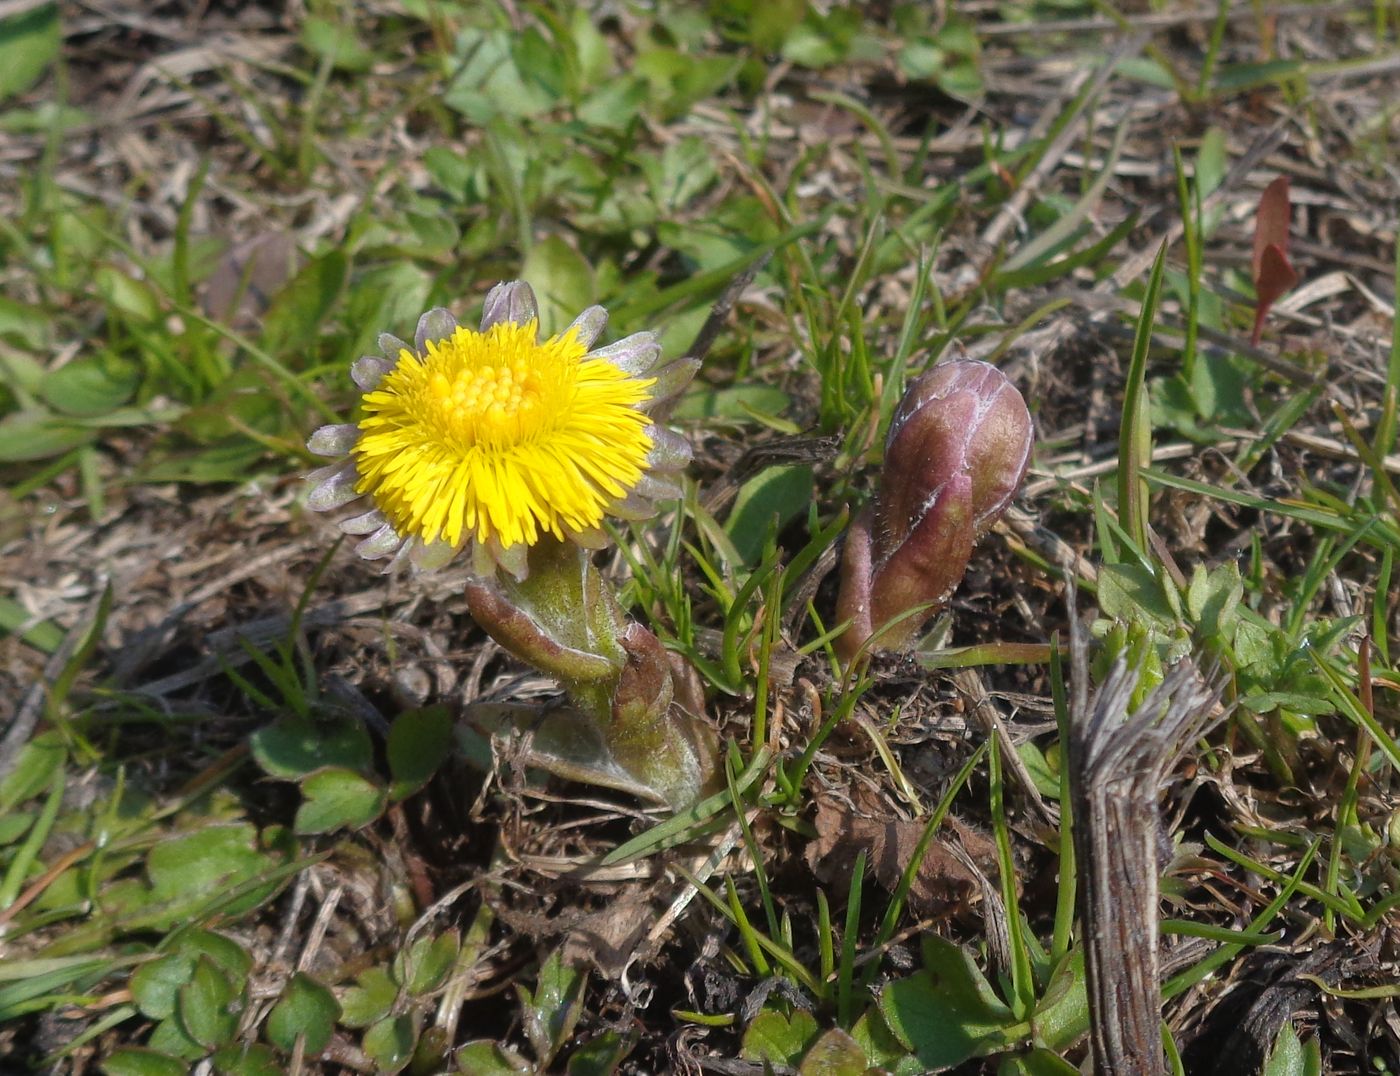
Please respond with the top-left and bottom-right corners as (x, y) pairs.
(352, 320), (655, 550)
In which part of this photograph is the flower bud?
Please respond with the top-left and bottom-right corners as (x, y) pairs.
(836, 360), (1032, 660)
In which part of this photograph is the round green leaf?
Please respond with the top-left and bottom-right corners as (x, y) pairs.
(40, 355), (140, 417)
(455, 1041), (531, 1075)
(388, 706), (454, 801)
(130, 954), (196, 1021)
(742, 1009), (820, 1067)
(266, 972), (341, 1055)
(252, 717), (373, 780)
(363, 1013), (418, 1074)
(405, 930), (460, 996)
(339, 966), (399, 1029)
(145, 1016), (207, 1062)
(294, 768), (388, 834)
(799, 1027), (867, 1075)
(212, 1043), (283, 1076)
(177, 956), (241, 1049)
(173, 929), (253, 987)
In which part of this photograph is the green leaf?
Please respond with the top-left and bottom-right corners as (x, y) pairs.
(725, 465), (813, 567)
(1096, 563), (1178, 633)
(266, 972), (341, 1055)
(878, 936), (1023, 1069)
(520, 235), (593, 338)
(1116, 56), (1178, 90)
(1196, 127), (1227, 198)
(1263, 1020), (1301, 1076)
(173, 930), (252, 987)
(100, 1048), (189, 1076)
(455, 1040), (531, 1074)
(260, 249), (348, 357)
(300, 15), (374, 72)
(1185, 562), (1243, 641)
(0, 811), (33, 845)
(1015, 740), (1061, 801)
(1029, 950), (1088, 1051)
(294, 768), (388, 834)
(1182, 351), (1253, 426)
(649, 138), (719, 215)
(633, 48), (742, 118)
(39, 356), (140, 418)
(673, 385), (790, 423)
(146, 1016), (208, 1062)
(728, 0), (805, 50)
(519, 950), (587, 1066)
(146, 824), (278, 909)
(251, 716), (373, 779)
(404, 207), (461, 258)
(997, 1047), (1082, 1075)
(1211, 59), (1303, 92)
(423, 147), (473, 202)
(897, 40), (945, 81)
(125, 823), (291, 931)
(0, 409), (95, 461)
(1118, 241), (1167, 551)
(211, 1043), (283, 1076)
(799, 1027), (868, 1075)
(566, 1031), (634, 1075)
(412, 1026), (452, 1073)
(387, 706), (454, 801)
(93, 267), (161, 321)
(131, 955), (196, 1021)
(0, 4), (60, 103)
(1262, 1020), (1321, 1076)
(443, 27), (559, 121)
(849, 1007), (921, 1075)
(404, 930), (459, 995)
(567, 6), (614, 87)
(0, 731), (65, 811)
(938, 59), (984, 100)
(363, 1013), (418, 1074)
(177, 956), (240, 1049)
(340, 966), (399, 1029)
(0, 344), (45, 394)
(576, 75), (648, 129)
(344, 262), (433, 356)
(742, 1009), (820, 1066)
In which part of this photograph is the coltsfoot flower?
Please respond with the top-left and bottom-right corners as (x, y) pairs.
(307, 281), (696, 576)
(835, 359), (1032, 661)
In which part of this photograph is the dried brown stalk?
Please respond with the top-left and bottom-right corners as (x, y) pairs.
(1068, 607), (1225, 1075)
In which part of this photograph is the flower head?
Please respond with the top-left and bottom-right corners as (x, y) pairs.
(307, 281), (695, 576)
(835, 359), (1032, 660)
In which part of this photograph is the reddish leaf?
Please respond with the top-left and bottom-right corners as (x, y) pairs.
(1251, 244), (1300, 347)
(1250, 176), (1299, 345)
(1252, 176), (1291, 278)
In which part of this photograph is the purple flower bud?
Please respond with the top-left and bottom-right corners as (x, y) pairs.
(836, 360), (1032, 660)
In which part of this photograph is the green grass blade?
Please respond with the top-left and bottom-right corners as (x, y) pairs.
(1118, 241), (1168, 551)
(602, 747), (771, 866)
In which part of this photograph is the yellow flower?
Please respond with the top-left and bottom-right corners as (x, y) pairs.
(307, 281), (695, 576)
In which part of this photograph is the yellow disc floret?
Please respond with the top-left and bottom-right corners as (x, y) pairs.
(352, 320), (654, 550)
